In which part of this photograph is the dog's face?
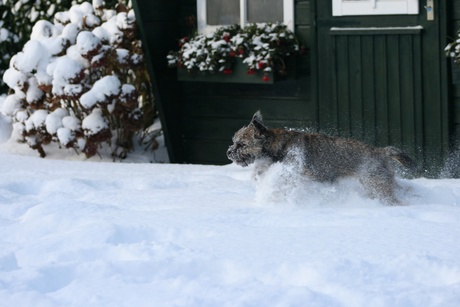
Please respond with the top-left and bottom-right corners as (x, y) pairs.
(227, 111), (268, 166)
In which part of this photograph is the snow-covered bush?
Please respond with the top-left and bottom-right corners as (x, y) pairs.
(0, 0), (87, 92)
(167, 23), (303, 82)
(1, 1), (156, 159)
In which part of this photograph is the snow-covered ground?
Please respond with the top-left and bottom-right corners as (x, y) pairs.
(0, 117), (460, 307)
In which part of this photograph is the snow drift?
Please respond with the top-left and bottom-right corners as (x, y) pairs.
(0, 147), (459, 306)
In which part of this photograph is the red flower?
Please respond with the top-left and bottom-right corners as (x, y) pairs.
(178, 37), (188, 47)
(229, 51), (236, 57)
(238, 49), (245, 55)
(258, 61), (265, 69)
(247, 69), (255, 75)
(223, 69), (233, 74)
(262, 74), (270, 82)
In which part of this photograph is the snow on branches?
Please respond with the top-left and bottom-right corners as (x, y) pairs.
(167, 23), (303, 82)
(1, 1), (155, 159)
(446, 31), (460, 66)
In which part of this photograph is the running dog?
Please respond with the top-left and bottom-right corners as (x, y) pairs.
(227, 111), (416, 204)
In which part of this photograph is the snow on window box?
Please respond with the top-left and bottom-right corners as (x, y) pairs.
(167, 23), (304, 84)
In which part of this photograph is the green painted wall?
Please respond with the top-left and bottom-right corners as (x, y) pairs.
(133, 0), (457, 176)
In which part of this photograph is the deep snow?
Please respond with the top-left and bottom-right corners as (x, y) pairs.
(0, 116), (460, 306)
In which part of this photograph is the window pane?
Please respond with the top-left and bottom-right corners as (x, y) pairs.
(207, 0), (240, 25)
(247, 0), (283, 23)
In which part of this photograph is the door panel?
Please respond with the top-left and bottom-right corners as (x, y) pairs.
(314, 1), (448, 175)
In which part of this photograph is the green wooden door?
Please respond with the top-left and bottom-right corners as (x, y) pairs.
(313, 1), (449, 176)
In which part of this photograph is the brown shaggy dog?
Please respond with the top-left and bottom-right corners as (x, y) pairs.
(227, 111), (416, 204)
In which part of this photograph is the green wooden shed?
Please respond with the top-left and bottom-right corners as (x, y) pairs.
(132, 0), (460, 177)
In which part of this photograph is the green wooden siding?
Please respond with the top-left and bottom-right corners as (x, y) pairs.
(314, 1), (449, 176)
(328, 28), (424, 163)
(133, 0), (457, 176)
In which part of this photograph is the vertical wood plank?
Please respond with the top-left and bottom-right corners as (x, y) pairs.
(412, 34), (425, 167)
(317, 27), (335, 132)
(399, 34), (416, 156)
(386, 34), (402, 147)
(361, 35), (376, 145)
(373, 35), (389, 147)
(336, 35), (351, 137)
(422, 15), (447, 174)
(349, 35), (363, 140)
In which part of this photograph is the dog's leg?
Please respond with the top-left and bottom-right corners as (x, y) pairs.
(252, 158), (273, 180)
(360, 175), (401, 205)
(359, 159), (402, 205)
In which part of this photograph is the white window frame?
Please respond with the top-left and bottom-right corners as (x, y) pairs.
(197, 0), (294, 35)
(332, 0), (419, 16)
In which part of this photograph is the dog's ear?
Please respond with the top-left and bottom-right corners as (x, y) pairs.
(251, 111), (269, 135)
(251, 111), (263, 123)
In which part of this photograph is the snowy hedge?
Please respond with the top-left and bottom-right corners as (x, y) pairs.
(1, 1), (157, 159)
(0, 0), (86, 92)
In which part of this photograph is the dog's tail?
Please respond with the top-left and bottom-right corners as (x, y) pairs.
(381, 146), (417, 173)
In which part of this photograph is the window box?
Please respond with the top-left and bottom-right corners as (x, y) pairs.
(177, 58), (276, 84)
(168, 23), (302, 85)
